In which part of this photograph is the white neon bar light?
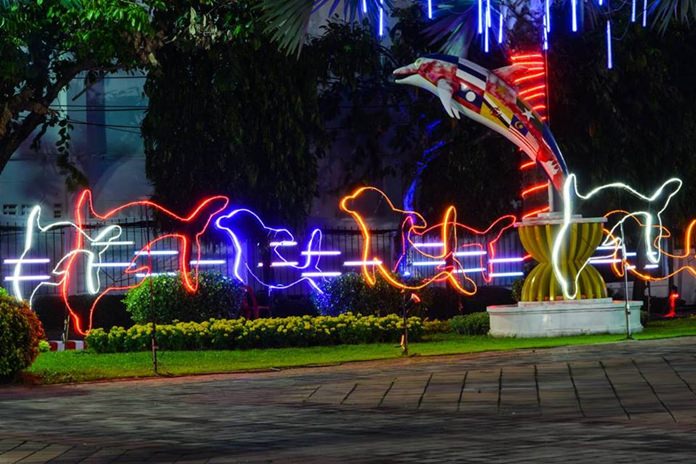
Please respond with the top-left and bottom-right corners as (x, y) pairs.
(589, 258), (621, 264)
(344, 260), (382, 266)
(135, 272), (177, 278)
(413, 260), (447, 266)
(454, 250), (487, 257)
(3, 258), (50, 264)
(92, 262), (134, 268)
(644, 264), (659, 269)
(134, 250), (179, 256)
(489, 257), (524, 263)
(270, 261), (300, 267)
(490, 271), (524, 278)
(91, 241), (134, 247)
(269, 241), (297, 247)
(4, 275), (51, 282)
(413, 242), (444, 248)
(454, 267), (485, 274)
(300, 250), (342, 256)
(301, 272), (342, 277)
(190, 259), (226, 265)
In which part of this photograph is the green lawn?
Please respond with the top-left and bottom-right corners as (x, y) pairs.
(25, 317), (696, 385)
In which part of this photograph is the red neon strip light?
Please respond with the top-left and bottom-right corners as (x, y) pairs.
(513, 72), (546, 84)
(510, 61), (545, 66)
(520, 92), (546, 101)
(511, 54), (543, 60)
(521, 182), (549, 198)
(512, 49), (551, 218)
(522, 206), (550, 219)
(519, 84), (547, 95)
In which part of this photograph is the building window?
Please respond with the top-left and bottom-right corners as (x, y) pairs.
(53, 203), (62, 219)
(20, 204), (31, 216)
(3, 204), (17, 215)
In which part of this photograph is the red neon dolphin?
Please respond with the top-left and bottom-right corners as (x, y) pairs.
(393, 54), (568, 191)
(62, 191), (229, 335)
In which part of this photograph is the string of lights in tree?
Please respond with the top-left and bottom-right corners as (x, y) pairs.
(361, 0), (649, 69)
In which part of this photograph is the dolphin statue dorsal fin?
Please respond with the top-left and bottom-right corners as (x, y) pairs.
(436, 79), (460, 119)
(492, 64), (529, 86)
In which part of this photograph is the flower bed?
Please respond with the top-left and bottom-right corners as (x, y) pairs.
(86, 313), (423, 353)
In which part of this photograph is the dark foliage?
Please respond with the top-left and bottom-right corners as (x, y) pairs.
(312, 272), (405, 316)
(450, 311), (490, 335)
(142, 1), (327, 226)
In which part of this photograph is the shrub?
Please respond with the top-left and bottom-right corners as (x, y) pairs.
(417, 286), (462, 319)
(511, 279), (524, 302)
(123, 272), (245, 324)
(312, 273), (404, 317)
(0, 293), (46, 380)
(38, 340), (51, 353)
(423, 319), (452, 334)
(86, 313), (424, 352)
(450, 312), (490, 335)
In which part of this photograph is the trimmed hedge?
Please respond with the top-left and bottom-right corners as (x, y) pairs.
(86, 313), (424, 352)
(423, 319), (451, 334)
(312, 273), (404, 317)
(123, 272), (245, 324)
(450, 312), (490, 335)
(0, 290), (46, 380)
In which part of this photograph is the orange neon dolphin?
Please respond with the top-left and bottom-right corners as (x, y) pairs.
(341, 186), (478, 295)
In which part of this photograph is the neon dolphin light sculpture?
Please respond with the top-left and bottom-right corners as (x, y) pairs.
(552, 174), (683, 299)
(393, 54), (568, 191)
(340, 186), (479, 294)
(8, 205), (124, 304)
(215, 209), (334, 293)
(17, 191), (230, 335)
(396, 213), (518, 284)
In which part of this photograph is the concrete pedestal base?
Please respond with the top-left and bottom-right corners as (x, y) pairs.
(487, 298), (643, 337)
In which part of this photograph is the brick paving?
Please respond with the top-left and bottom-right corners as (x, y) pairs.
(2, 338), (696, 462)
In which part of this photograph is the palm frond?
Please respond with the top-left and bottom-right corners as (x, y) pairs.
(424, 1), (477, 56)
(259, 0), (391, 55)
(650, 0), (696, 33)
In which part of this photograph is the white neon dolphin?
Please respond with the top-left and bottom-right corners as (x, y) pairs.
(10, 205), (125, 306)
(552, 174), (683, 300)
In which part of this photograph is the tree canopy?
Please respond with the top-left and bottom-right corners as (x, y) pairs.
(142, 1), (327, 224)
(0, 0), (162, 183)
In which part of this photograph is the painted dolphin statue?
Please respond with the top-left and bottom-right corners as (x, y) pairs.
(393, 54), (568, 191)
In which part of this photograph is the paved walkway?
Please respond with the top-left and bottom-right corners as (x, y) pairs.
(2, 338), (696, 462)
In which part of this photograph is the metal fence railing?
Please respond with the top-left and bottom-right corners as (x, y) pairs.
(0, 218), (527, 300)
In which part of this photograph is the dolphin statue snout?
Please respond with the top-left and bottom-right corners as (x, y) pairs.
(393, 63), (419, 83)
